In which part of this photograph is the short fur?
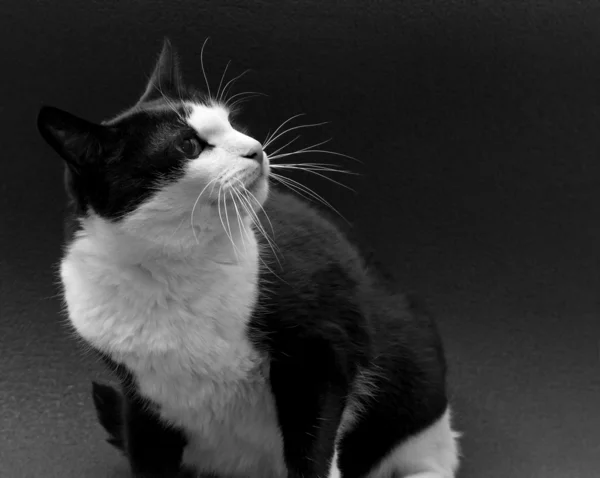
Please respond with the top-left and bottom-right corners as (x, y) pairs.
(38, 39), (460, 478)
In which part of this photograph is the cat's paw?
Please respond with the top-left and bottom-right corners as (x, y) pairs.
(327, 466), (341, 478)
(91, 381), (125, 451)
(326, 450), (341, 478)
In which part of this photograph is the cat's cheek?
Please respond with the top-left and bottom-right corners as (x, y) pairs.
(185, 154), (224, 182)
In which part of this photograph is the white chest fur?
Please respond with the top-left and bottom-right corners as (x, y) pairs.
(61, 228), (286, 477)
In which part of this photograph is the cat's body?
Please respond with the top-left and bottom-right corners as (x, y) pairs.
(38, 40), (460, 478)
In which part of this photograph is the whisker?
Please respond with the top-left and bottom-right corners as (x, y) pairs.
(269, 138), (332, 158)
(200, 37), (212, 100)
(226, 91), (267, 103)
(172, 57), (187, 111)
(232, 181), (267, 233)
(270, 173), (349, 224)
(263, 113), (306, 148)
(217, 184), (239, 261)
(269, 166), (355, 192)
(268, 148), (362, 164)
(234, 187), (277, 268)
(229, 94), (264, 111)
(234, 180), (275, 237)
(168, 217), (187, 242)
(267, 135), (301, 157)
(232, 179), (282, 268)
(238, 192), (257, 248)
(190, 178), (219, 244)
(236, 191), (277, 276)
(254, 238), (284, 279)
(229, 190), (249, 254)
(220, 69), (250, 105)
(263, 129), (272, 146)
(145, 49), (186, 122)
(216, 60), (231, 103)
(241, 192), (281, 258)
(264, 121), (329, 150)
(222, 187), (238, 254)
(153, 75), (186, 123)
(270, 174), (322, 212)
(270, 163), (359, 175)
(240, 203), (284, 275)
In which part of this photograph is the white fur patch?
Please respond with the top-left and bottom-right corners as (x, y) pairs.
(117, 102), (269, 252)
(365, 408), (460, 478)
(60, 102), (284, 476)
(327, 450), (341, 478)
(61, 216), (287, 476)
(185, 103), (268, 195)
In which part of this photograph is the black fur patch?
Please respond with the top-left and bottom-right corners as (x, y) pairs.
(247, 189), (449, 477)
(92, 381), (125, 451)
(37, 38), (217, 223)
(93, 355), (190, 477)
(39, 104), (196, 221)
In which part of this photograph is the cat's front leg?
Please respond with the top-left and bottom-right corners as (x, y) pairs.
(269, 335), (351, 478)
(122, 389), (188, 477)
(92, 379), (188, 478)
(327, 450), (342, 478)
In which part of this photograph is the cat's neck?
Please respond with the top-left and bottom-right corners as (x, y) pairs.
(72, 214), (258, 271)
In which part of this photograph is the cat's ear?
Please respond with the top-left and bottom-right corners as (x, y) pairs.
(138, 38), (185, 104)
(37, 106), (117, 170)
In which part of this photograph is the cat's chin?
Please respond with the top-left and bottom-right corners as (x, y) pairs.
(202, 176), (268, 215)
(249, 175), (269, 204)
(245, 173), (264, 191)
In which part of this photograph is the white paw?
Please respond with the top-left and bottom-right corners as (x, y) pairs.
(327, 450), (341, 478)
(327, 465), (341, 478)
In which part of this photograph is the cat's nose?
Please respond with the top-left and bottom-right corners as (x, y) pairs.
(242, 144), (264, 164)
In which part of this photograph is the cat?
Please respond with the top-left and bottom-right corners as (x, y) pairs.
(37, 39), (460, 478)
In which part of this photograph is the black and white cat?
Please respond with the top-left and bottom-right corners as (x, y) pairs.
(37, 40), (460, 478)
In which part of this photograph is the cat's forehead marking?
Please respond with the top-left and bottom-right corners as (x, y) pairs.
(186, 103), (231, 140)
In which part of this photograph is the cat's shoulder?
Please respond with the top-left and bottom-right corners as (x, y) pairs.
(262, 188), (338, 230)
(258, 189), (367, 277)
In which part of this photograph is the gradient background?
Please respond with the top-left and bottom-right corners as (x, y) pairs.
(1, 1), (599, 477)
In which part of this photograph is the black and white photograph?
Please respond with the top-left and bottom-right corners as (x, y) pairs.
(1, 1), (599, 477)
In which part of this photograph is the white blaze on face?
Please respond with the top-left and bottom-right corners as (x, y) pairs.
(185, 103), (266, 189)
(120, 103), (270, 243)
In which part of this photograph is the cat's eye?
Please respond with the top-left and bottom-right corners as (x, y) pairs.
(176, 137), (204, 158)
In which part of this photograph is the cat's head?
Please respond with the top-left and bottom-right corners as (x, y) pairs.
(37, 39), (269, 251)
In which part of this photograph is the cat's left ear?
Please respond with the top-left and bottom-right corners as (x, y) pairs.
(138, 38), (185, 104)
(37, 106), (117, 170)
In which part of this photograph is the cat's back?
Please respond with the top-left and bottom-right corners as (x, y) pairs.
(258, 188), (447, 393)
(254, 189), (455, 477)
(258, 188), (369, 285)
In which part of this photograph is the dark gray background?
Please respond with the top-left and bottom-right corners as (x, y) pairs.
(1, 1), (599, 477)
